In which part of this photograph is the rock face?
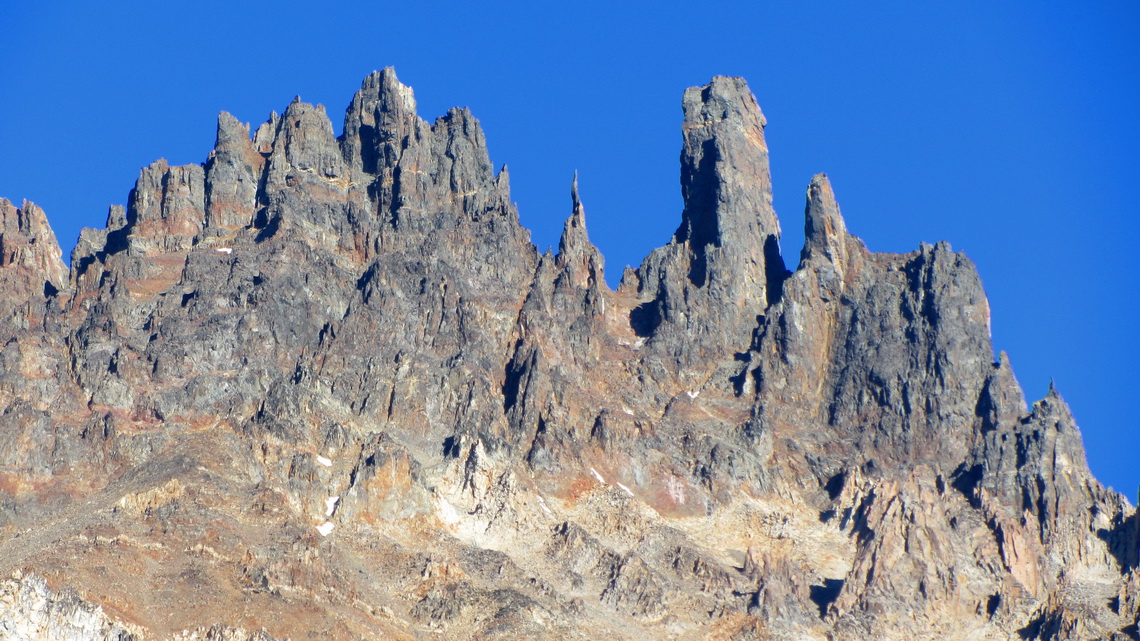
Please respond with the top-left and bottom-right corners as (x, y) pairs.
(632, 77), (786, 373)
(0, 69), (1136, 640)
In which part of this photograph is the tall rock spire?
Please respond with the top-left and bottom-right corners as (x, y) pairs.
(341, 67), (419, 177)
(556, 172), (594, 279)
(632, 76), (787, 376)
(800, 173), (849, 272)
(676, 75), (782, 297)
(204, 111), (261, 231)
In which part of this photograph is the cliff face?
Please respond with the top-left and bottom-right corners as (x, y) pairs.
(0, 69), (1136, 641)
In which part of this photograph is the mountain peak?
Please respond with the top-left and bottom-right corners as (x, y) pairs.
(0, 70), (1132, 641)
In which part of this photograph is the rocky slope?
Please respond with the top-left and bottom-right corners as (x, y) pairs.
(0, 69), (1136, 640)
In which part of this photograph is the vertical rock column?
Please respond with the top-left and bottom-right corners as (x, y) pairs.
(746, 174), (861, 404)
(676, 76), (783, 300)
(204, 111), (263, 231)
(634, 76), (787, 373)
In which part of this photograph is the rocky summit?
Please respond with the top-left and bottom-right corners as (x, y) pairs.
(0, 69), (1136, 641)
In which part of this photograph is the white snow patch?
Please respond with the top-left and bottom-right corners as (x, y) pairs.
(436, 497), (460, 525)
(316, 521), (335, 536)
(324, 496), (339, 516)
(316, 455), (332, 467)
(622, 407), (634, 416)
(537, 496), (552, 515)
(686, 390), (700, 399)
(216, 247), (232, 254)
(615, 482), (634, 497)
(590, 467), (606, 484)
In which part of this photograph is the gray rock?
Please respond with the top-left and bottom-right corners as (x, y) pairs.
(0, 70), (1133, 641)
(631, 76), (787, 376)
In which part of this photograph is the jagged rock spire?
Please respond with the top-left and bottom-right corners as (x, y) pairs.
(676, 75), (783, 297)
(125, 160), (206, 255)
(800, 173), (849, 271)
(557, 171), (604, 292)
(558, 172), (587, 254)
(570, 170), (582, 212)
(0, 199), (66, 293)
(632, 77), (787, 373)
(341, 67), (419, 176)
(273, 100), (345, 181)
(205, 111), (260, 231)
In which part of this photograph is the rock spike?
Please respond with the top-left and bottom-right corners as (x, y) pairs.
(559, 172), (589, 257)
(800, 172), (850, 272)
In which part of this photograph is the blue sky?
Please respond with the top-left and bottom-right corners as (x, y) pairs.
(2, 1), (1137, 496)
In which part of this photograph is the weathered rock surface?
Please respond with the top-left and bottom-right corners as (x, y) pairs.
(0, 69), (1135, 640)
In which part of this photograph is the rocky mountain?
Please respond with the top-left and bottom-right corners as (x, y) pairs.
(0, 69), (1136, 640)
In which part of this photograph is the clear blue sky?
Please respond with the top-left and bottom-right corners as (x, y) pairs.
(2, 1), (1137, 496)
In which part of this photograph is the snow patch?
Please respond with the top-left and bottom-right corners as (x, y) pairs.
(216, 247), (232, 254)
(316, 455), (332, 467)
(316, 521), (335, 536)
(615, 482), (634, 497)
(436, 497), (460, 525)
(537, 496), (552, 515)
(590, 467), (606, 484)
(622, 407), (634, 416)
(686, 389), (699, 399)
(324, 496), (339, 516)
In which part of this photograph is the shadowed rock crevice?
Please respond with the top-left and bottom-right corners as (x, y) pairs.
(1097, 507), (1140, 572)
(809, 578), (843, 617)
(629, 301), (661, 337)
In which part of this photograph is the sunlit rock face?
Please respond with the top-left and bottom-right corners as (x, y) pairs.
(0, 69), (1136, 641)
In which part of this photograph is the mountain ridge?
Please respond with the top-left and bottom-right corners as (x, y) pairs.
(0, 68), (1136, 640)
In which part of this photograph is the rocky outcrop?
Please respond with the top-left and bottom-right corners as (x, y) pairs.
(0, 573), (282, 641)
(0, 573), (139, 641)
(0, 70), (1134, 640)
(0, 198), (66, 331)
(630, 76), (786, 376)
